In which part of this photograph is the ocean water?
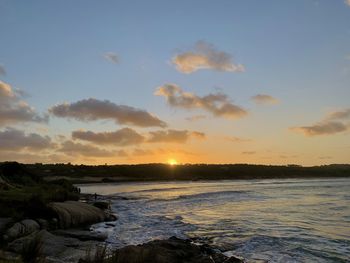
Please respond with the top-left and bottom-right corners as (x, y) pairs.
(79, 178), (350, 263)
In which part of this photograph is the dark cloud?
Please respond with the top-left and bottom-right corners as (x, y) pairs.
(72, 128), (205, 146)
(104, 52), (119, 64)
(251, 94), (279, 105)
(291, 107), (350, 136)
(147, 129), (205, 143)
(155, 84), (247, 119)
(291, 121), (348, 136)
(0, 127), (52, 150)
(49, 98), (166, 128)
(58, 140), (115, 157)
(0, 81), (48, 126)
(172, 41), (244, 73)
(72, 128), (145, 146)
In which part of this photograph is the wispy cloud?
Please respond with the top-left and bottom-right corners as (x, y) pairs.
(155, 84), (247, 119)
(0, 81), (48, 126)
(0, 65), (6, 76)
(147, 129), (205, 143)
(104, 52), (119, 64)
(224, 136), (252, 143)
(291, 108), (350, 136)
(345, 0), (350, 7)
(242, 151), (256, 155)
(49, 98), (167, 128)
(186, 115), (207, 122)
(251, 94), (279, 105)
(172, 41), (245, 74)
(0, 127), (52, 150)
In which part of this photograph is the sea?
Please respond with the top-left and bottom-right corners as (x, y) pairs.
(79, 178), (350, 263)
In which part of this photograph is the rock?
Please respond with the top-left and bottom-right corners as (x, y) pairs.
(112, 236), (245, 263)
(48, 201), (108, 229)
(37, 218), (50, 230)
(0, 217), (12, 234)
(93, 201), (110, 210)
(8, 230), (101, 263)
(3, 219), (40, 241)
(53, 229), (108, 241)
(0, 249), (22, 261)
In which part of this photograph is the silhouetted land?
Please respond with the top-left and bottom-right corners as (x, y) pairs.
(2, 162), (349, 184)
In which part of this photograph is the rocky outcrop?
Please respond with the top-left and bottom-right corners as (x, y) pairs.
(3, 219), (40, 241)
(48, 201), (111, 229)
(110, 236), (245, 263)
(0, 217), (12, 234)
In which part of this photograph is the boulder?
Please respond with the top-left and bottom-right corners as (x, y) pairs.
(111, 236), (245, 263)
(53, 229), (108, 241)
(3, 219), (40, 241)
(48, 201), (108, 229)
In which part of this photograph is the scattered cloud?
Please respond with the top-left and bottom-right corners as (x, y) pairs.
(291, 107), (350, 136)
(291, 121), (348, 136)
(0, 65), (6, 76)
(72, 128), (145, 146)
(251, 94), (279, 105)
(172, 41), (245, 73)
(0, 81), (48, 126)
(104, 52), (119, 64)
(0, 127), (52, 151)
(58, 140), (114, 157)
(49, 98), (166, 128)
(186, 115), (207, 122)
(155, 84), (247, 119)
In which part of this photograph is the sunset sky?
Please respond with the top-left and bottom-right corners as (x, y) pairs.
(0, 0), (349, 165)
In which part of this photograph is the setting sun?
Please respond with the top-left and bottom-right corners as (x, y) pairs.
(167, 159), (178, 166)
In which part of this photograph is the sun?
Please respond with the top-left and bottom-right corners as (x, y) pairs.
(167, 159), (178, 166)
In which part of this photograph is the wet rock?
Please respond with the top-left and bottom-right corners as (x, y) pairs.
(3, 219), (40, 241)
(93, 201), (110, 210)
(112, 236), (245, 263)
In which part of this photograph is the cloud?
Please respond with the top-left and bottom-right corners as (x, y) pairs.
(72, 127), (205, 145)
(242, 151), (256, 155)
(325, 108), (350, 121)
(72, 128), (145, 146)
(0, 65), (6, 76)
(0, 127), (52, 151)
(345, 0), (350, 7)
(58, 140), (114, 157)
(0, 81), (48, 126)
(132, 148), (154, 156)
(251, 94), (279, 105)
(291, 121), (348, 136)
(291, 107), (350, 136)
(224, 136), (252, 143)
(104, 52), (119, 64)
(155, 84), (247, 119)
(185, 115), (207, 122)
(147, 129), (205, 143)
(172, 41), (245, 73)
(49, 98), (166, 128)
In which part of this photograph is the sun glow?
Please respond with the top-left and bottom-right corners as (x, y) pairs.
(167, 159), (178, 165)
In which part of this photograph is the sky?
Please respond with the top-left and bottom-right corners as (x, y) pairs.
(0, 0), (349, 166)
